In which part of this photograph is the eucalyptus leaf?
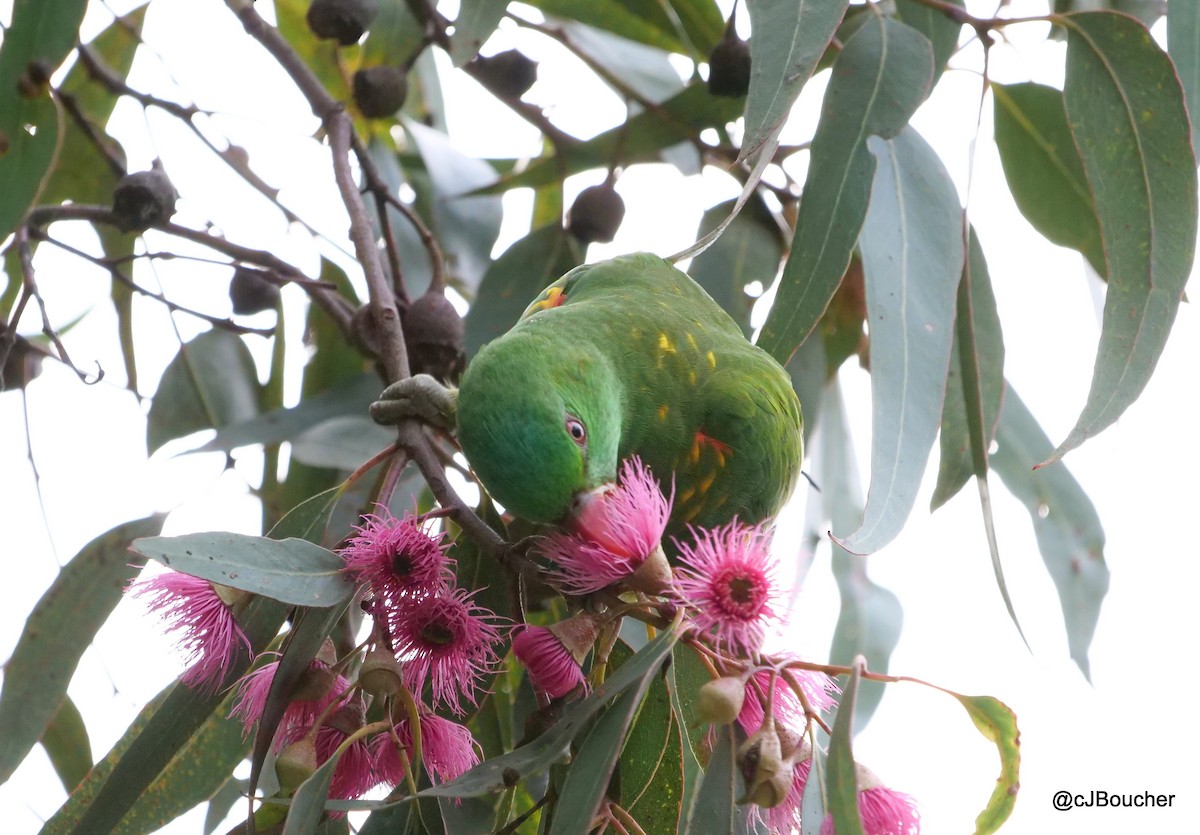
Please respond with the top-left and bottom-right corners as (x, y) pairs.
(826, 661), (864, 835)
(992, 82), (1105, 276)
(147, 330), (262, 454)
(0, 0), (88, 241)
(41, 697), (92, 793)
(991, 386), (1108, 679)
(740, 0), (848, 163)
(450, 0), (511, 66)
(1049, 11), (1197, 461)
(131, 532), (354, 607)
(1168, 0), (1200, 160)
(0, 514), (163, 785)
(842, 127), (963, 555)
(758, 16), (934, 364)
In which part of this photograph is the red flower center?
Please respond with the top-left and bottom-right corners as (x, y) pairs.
(713, 565), (768, 619)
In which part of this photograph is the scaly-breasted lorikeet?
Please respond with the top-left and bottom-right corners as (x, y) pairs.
(372, 253), (803, 541)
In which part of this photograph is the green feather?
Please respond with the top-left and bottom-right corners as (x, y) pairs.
(457, 253), (803, 535)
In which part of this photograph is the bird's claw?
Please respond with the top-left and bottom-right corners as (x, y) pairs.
(369, 372), (457, 430)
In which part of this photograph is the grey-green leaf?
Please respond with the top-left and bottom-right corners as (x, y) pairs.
(758, 16), (934, 364)
(990, 385), (1109, 679)
(450, 0), (511, 66)
(682, 725), (751, 835)
(893, 0), (963, 86)
(41, 697), (92, 793)
(404, 119), (504, 293)
(688, 196), (784, 336)
(0, 514), (163, 785)
(932, 226), (1005, 510)
(131, 532), (354, 606)
(1168, 0), (1200, 160)
(0, 0), (88, 242)
(147, 329), (262, 454)
(841, 127), (963, 554)
(551, 680), (654, 835)
(1049, 11), (1198, 461)
(740, 0), (849, 163)
(820, 382), (902, 731)
(992, 82), (1105, 277)
(826, 662), (865, 835)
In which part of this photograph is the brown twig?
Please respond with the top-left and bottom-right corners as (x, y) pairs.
(24, 203), (356, 333)
(36, 232), (274, 336)
(14, 227), (103, 384)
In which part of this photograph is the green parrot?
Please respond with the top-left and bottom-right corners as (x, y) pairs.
(371, 253), (803, 540)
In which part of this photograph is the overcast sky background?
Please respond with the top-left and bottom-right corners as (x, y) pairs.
(2, 1), (1198, 833)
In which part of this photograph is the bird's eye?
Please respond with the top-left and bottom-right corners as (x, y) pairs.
(565, 416), (587, 447)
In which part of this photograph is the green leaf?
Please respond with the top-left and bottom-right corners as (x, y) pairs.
(688, 196), (783, 336)
(740, 0), (848, 163)
(990, 386), (1109, 679)
(359, 0), (423, 68)
(404, 626), (680, 801)
(404, 119), (504, 292)
(130, 532), (354, 606)
(40, 7), (145, 208)
(820, 383), (901, 731)
(252, 604), (351, 822)
(1168, 0), (1200, 160)
(758, 16), (934, 363)
(1049, 11), (1198, 461)
(0, 0), (88, 241)
(147, 329), (263, 454)
(464, 224), (582, 357)
(893, 0), (963, 86)
(110, 688), (252, 835)
(932, 227), (1005, 510)
(551, 674), (655, 835)
(43, 597), (289, 835)
(841, 126), (963, 554)
(283, 744), (342, 835)
(527, 0), (719, 55)
(41, 697), (92, 793)
(199, 372), (380, 453)
(618, 657), (683, 835)
(275, 0), (352, 102)
(826, 662), (864, 835)
(666, 644), (712, 825)
(0, 514), (163, 785)
(478, 83), (743, 193)
(290, 415), (395, 470)
(450, 0), (511, 66)
(682, 724), (751, 835)
(559, 21), (685, 103)
(992, 82), (1105, 276)
(268, 485), (348, 547)
(949, 693), (1020, 834)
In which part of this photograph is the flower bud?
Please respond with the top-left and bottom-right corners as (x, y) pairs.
(358, 647), (405, 698)
(275, 734), (318, 792)
(697, 674), (747, 726)
(737, 717), (789, 808)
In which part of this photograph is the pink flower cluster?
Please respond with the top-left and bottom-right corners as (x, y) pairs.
(342, 509), (504, 715)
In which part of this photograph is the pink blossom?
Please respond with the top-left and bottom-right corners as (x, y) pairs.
(373, 710), (482, 787)
(820, 770), (921, 835)
(571, 456), (672, 559)
(127, 570), (251, 692)
(277, 700), (379, 803)
(736, 667), (839, 737)
(541, 457), (673, 594)
(339, 508), (455, 602)
(390, 587), (503, 714)
(673, 520), (781, 653)
(228, 656), (350, 739)
(512, 624), (586, 699)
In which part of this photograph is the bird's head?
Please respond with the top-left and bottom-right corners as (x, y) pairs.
(457, 327), (623, 526)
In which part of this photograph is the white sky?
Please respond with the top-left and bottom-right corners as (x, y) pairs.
(2, 1), (1198, 833)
